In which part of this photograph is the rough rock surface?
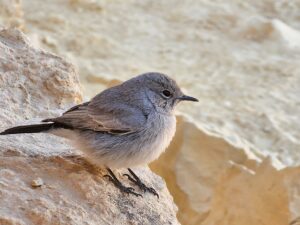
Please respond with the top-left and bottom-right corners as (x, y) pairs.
(1, 1), (300, 225)
(0, 28), (179, 225)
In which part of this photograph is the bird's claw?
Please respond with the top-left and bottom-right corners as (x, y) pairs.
(104, 174), (142, 197)
(123, 172), (159, 199)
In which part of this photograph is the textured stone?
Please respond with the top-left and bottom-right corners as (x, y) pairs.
(1, 1), (300, 225)
(0, 28), (179, 225)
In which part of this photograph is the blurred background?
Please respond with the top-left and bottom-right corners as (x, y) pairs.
(1, 0), (300, 224)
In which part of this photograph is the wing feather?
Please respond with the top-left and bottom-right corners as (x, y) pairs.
(44, 98), (147, 134)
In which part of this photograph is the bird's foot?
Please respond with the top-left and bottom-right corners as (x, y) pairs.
(104, 169), (142, 197)
(124, 168), (159, 198)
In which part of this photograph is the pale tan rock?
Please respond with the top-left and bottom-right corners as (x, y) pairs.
(3, 1), (300, 225)
(31, 177), (44, 187)
(201, 159), (290, 225)
(151, 117), (300, 225)
(0, 0), (24, 29)
(0, 28), (179, 225)
(20, 0), (300, 166)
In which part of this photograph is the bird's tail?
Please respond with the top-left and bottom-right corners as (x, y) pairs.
(0, 123), (58, 135)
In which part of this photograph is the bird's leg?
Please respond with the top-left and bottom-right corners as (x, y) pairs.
(104, 168), (142, 197)
(123, 168), (159, 198)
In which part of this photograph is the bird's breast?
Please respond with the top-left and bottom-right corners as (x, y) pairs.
(138, 113), (176, 165)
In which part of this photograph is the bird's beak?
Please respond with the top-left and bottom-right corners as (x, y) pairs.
(176, 95), (198, 102)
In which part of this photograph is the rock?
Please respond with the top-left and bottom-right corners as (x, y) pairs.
(0, 28), (179, 225)
(0, 0), (24, 29)
(2, 1), (300, 225)
(31, 177), (44, 188)
(271, 19), (300, 49)
(151, 117), (300, 225)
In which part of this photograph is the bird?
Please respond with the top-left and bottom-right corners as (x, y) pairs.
(0, 72), (198, 198)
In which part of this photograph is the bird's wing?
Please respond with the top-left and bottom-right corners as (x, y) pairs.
(43, 100), (147, 134)
(87, 99), (147, 134)
(62, 101), (90, 114)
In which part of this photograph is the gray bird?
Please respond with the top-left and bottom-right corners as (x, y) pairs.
(0, 72), (198, 197)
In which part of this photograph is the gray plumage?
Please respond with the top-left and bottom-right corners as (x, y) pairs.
(1, 72), (198, 169)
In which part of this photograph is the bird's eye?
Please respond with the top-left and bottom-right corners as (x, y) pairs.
(162, 90), (172, 98)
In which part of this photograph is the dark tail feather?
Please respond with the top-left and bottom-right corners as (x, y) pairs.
(0, 123), (55, 135)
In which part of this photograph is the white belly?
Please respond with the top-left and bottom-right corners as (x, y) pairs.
(51, 114), (177, 169)
(125, 113), (177, 167)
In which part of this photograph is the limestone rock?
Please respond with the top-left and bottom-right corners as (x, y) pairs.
(2, 1), (300, 225)
(0, 0), (24, 29)
(0, 28), (179, 225)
